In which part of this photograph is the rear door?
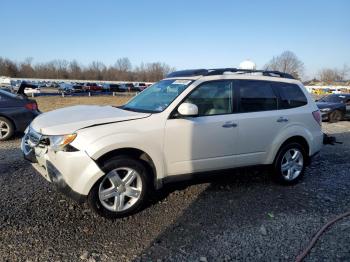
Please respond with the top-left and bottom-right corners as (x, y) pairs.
(234, 80), (284, 165)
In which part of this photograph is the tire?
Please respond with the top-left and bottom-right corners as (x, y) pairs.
(273, 142), (307, 185)
(88, 156), (151, 219)
(329, 110), (343, 123)
(0, 117), (14, 141)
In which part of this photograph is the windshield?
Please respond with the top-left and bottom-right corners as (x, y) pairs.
(122, 79), (192, 113)
(319, 95), (345, 103)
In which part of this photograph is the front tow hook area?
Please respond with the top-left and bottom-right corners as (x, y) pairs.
(323, 134), (342, 145)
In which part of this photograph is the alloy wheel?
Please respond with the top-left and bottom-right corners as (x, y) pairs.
(280, 148), (304, 181)
(0, 120), (10, 139)
(98, 167), (143, 212)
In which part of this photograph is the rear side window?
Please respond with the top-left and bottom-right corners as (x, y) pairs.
(274, 83), (307, 109)
(238, 80), (278, 113)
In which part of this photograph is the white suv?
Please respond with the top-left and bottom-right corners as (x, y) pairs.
(21, 68), (324, 218)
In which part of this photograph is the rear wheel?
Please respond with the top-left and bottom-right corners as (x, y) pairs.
(273, 142), (307, 185)
(88, 156), (151, 219)
(329, 110), (343, 123)
(0, 117), (14, 141)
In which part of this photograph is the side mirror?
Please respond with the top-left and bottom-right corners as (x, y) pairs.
(177, 103), (198, 117)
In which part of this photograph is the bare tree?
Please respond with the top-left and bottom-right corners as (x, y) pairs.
(318, 68), (341, 82)
(69, 60), (83, 79)
(114, 57), (132, 72)
(264, 51), (304, 79)
(0, 57), (19, 77)
(318, 65), (349, 82)
(135, 62), (175, 82)
(339, 64), (350, 80)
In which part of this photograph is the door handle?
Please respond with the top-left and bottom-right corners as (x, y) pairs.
(222, 121), (238, 128)
(277, 117), (288, 123)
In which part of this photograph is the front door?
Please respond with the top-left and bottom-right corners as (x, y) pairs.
(163, 80), (239, 176)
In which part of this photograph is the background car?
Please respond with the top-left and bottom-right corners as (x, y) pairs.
(102, 83), (124, 92)
(0, 89), (40, 140)
(82, 82), (103, 92)
(58, 83), (73, 94)
(119, 83), (135, 92)
(133, 82), (147, 92)
(316, 94), (350, 122)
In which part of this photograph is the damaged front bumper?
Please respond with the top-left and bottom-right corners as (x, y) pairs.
(21, 129), (104, 203)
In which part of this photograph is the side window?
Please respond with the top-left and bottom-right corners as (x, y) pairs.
(185, 81), (233, 116)
(274, 83), (307, 109)
(239, 80), (278, 113)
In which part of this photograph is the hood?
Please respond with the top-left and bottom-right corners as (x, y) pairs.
(316, 101), (343, 109)
(31, 105), (150, 135)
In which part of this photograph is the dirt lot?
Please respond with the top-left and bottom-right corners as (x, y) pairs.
(0, 97), (349, 261)
(35, 95), (132, 112)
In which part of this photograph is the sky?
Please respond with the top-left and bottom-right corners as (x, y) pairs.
(0, 0), (349, 79)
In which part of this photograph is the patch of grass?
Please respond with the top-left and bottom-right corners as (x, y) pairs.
(34, 95), (132, 112)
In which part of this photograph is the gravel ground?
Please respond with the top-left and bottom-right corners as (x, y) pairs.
(0, 122), (349, 262)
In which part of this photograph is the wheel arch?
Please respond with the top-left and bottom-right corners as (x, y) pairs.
(95, 147), (157, 188)
(273, 135), (310, 164)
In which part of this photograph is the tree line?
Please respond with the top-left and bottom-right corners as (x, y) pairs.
(0, 57), (175, 82)
(1, 52), (348, 82)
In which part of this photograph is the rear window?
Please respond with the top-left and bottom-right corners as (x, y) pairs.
(238, 80), (278, 113)
(273, 83), (307, 109)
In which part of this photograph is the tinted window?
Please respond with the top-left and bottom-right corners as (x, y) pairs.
(239, 80), (277, 113)
(185, 81), (233, 116)
(274, 83), (307, 109)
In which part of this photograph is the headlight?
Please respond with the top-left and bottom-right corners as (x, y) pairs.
(320, 108), (331, 112)
(49, 134), (77, 151)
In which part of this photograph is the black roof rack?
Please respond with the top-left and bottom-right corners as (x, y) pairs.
(166, 68), (295, 79)
(166, 69), (208, 78)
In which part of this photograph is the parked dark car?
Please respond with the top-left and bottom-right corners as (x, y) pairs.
(102, 83), (125, 92)
(119, 83), (135, 92)
(83, 83), (103, 92)
(0, 89), (40, 140)
(72, 84), (84, 93)
(316, 94), (350, 122)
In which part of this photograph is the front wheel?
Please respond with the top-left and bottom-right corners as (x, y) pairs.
(273, 143), (307, 185)
(88, 156), (151, 219)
